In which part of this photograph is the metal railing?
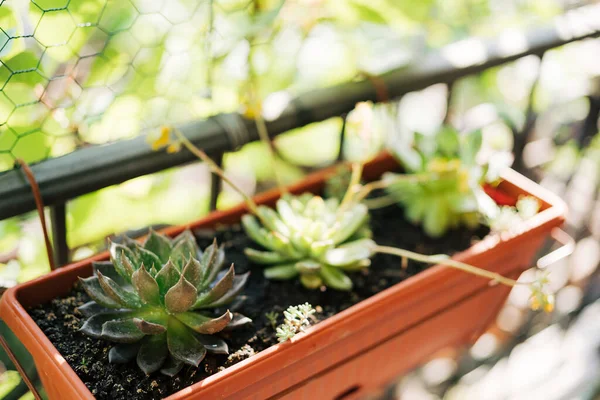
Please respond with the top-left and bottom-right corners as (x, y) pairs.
(0, 4), (599, 266)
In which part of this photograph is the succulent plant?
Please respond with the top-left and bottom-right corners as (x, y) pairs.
(242, 193), (374, 291)
(276, 303), (316, 342)
(77, 229), (250, 376)
(384, 126), (486, 237)
(487, 195), (541, 232)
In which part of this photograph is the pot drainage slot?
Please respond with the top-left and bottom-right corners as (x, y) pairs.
(334, 385), (361, 400)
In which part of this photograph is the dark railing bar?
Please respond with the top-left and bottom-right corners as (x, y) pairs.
(0, 4), (599, 220)
(50, 203), (69, 267)
(209, 152), (223, 212)
(337, 113), (348, 162)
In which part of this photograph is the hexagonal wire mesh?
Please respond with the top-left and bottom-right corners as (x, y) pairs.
(0, 0), (241, 172)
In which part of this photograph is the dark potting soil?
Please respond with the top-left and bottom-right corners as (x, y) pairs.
(29, 204), (489, 400)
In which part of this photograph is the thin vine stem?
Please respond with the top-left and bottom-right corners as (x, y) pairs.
(172, 129), (269, 225)
(373, 245), (522, 287)
(363, 195), (398, 209)
(338, 162), (363, 214)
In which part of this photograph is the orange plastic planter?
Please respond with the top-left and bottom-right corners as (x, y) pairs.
(0, 153), (565, 400)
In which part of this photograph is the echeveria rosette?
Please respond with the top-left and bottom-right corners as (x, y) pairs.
(77, 230), (251, 376)
(384, 127), (487, 238)
(242, 193), (374, 291)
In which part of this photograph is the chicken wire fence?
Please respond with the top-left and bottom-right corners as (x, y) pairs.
(0, 0), (251, 173)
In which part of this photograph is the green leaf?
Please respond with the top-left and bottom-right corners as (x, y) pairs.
(135, 245), (162, 272)
(167, 318), (207, 367)
(241, 215), (275, 251)
(92, 261), (127, 286)
(175, 310), (232, 335)
(77, 301), (111, 317)
(165, 275), (197, 313)
(155, 259), (181, 295)
(109, 343), (141, 364)
(319, 265), (353, 291)
(144, 230), (172, 264)
(294, 260), (322, 274)
(194, 265), (234, 306)
(182, 257), (202, 288)
(300, 273), (323, 289)
(436, 127), (460, 157)
(460, 130), (482, 165)
(79, 277), (121, 308)
(101, 319), (145, 343)
(331, 204), (369, 244)
(195, 272), (250, 309)
(423, 198), (449, 238)
(276, 198), (299, 227)
(80, 312), (130, 338)
(137, 333), (168, 375)
(97, 271), (142, 308)
(160, 356), (184, 377)
(322, 239), (375, 267)
(244, 248), (291, 264)
(133, 317), (167, 335)
(171, 233), (198, 270)
(109, 243), (137, 282)
(132, 266), (161, 305)
(256, 206), (290, 236)
(264, 264), (298, 280)
(195, 334), (229, 354)
(200, 239), (225, 286)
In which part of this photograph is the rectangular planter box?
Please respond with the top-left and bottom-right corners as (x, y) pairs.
(0, 153), (566, 400)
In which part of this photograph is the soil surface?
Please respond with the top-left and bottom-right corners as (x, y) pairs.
(29, 203), (488, 400)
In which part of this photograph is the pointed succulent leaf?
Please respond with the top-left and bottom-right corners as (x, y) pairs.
(132, 266), (161, 305)
(137, 333), (168, 375)
(133, 317), (167, 335)
(77, 301), (111, 318)
(101, 318), (145, 343)
(144, 230), (172, 264)
(322, 239), (376, 267)
(309, 240), (334, 259)
(223, 313), (252, 332)
(244, 248), (291, 264)
(295, 260), (322, 274)
(264, 264), (298, 280)
(109, 343), (141, 364)
(460, 129), (482, 165)
(110, 243), (138, 281)
(196, 272), (250, 308)
(134, 245), (162, 272)
(167, 318), (207, 367)
(165, 275), (197, 313)
(79, 277), (121, 308)
(195, 334), (229, 354)
(171, 232), (198, 269)
(256, 206), (290, 236)
(97, 271), (142, 308)
(330, 204), (368, 244)
(200, 239), (225, 285)
(182, 257), (202, 288)
(300, 273), (323, 289)
(319, 264), (352, 291)
(175, 310), (232, 334)
(155, 259), (181, 295)
(92, 261), (127, 286)
(436, 126), (460, 157)
(276, 198), (299, 227)
(194, 265), (234, 306)
(339, 258), (371, 271)
(160, 356), (184, 377)
(80, 312), (130, 338)
(241, 215), (275, 250)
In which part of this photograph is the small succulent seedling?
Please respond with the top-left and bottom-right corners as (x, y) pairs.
(265, 311), (279, 329)
(78, 229), (250, 376)
(488, 195), (541, 232)
(383, 126), (486, 237)
(276, 303), (316, 342)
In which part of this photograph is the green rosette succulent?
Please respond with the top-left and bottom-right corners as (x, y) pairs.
(78, 229), (250, 376)
(384, 127), (485, 237)
(242, 193), (374, 291)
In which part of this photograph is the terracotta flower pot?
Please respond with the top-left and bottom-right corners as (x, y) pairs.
(0, 153), (565, 400)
